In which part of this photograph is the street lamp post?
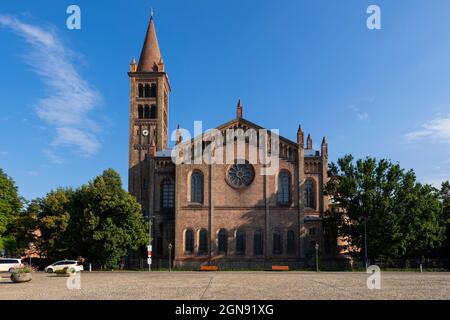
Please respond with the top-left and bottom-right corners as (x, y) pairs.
(168, 243), (173, 272)
(315, 243), (320, 272)
(364, 215), (368, 269)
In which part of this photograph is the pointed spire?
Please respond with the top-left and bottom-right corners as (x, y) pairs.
(297, 125), (304, 146)
(321, 136), (328, 158)
(176, 124), (183, 145)
(137, 17), (162, 72)
(307, 133), (313, 149)
(236, 99), (243, 118)
(130, 57), (137, 72)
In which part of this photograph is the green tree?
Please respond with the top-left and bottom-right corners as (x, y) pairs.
(0, 168), (23, 254)
(70, 169), (148, 268)
(324, 155), (445, 260)
(36, 188), (74, 259)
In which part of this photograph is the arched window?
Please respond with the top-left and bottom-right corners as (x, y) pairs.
(150, 104), (157, 119)
(185, 229), (194, 253)
(253, 230), (263, 256)
(218, 229), (227, 254)
(138, 105), (143, 119)
(156, 237), (163, 257)
(190, 171), (204, 203)
(235, 230), (246, 255)
(144, 84), (151, 97)
(150, 83), (157, 97)
(272, 231), (282, 254)
(144, 105), (150, 119)
(138, 84), (144, 98)
(287, 230), (295, 254)
(304, 180), (315, 209)
(199, 229), (208, 253)
(161, 180), (174, 209)
(277, 171), (291, 205)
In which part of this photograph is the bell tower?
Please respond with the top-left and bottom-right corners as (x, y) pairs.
(128, 17), (171, 206)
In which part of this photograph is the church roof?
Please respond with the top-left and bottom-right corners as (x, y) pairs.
(304, 149), (320, 157)
(137, 17), (161, 72)
(155, 149), (173, 157)
(175, 116), (299, 150)
(215, 117), (298, 147)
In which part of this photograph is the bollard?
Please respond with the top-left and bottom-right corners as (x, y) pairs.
(420, 264), (423, 273)
(89, 263), (92, 272)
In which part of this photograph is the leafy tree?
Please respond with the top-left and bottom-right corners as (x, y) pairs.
(28, 169), (147, 267)
(70, 169), (148, 268)
(4, 200), (39, 257)
(324, 155), (445, 260)
(35, 188), (74, 259)
(0, 168), (23, 254)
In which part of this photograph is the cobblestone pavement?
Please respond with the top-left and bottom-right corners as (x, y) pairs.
(1, 271), (449, 300)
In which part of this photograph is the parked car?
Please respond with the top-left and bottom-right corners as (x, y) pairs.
(44, 260), (84, 273)
(0, 258), (23, 273)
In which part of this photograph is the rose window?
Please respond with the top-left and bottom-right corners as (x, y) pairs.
(226, 163), (255, 188)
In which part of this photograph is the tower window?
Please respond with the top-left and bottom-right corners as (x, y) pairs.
(144, 105), (150, 119)
(161, 179), (174, 209)
(185, 229), (194, 253)
(138, 84), (144, 98)
(235, 230), (246, 255)
(150, 83), (157, 97)
(138, 105), (143, 119)
(150, 104), (157, 119)
(144, 84), (151, 97)
(190, 171), (204, 204)
(218, 229), (227, 254)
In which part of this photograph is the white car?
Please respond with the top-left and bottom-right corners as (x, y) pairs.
(45, 260), (84, 273)
(0, 258), (23, 273)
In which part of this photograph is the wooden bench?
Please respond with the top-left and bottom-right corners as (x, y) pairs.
(200, 265), (219, 271)
(271, 266), (289, 271)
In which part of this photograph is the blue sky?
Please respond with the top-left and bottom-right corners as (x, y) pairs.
(1, 0), (450, 200)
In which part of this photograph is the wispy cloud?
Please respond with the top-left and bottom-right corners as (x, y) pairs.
(43, 149), (64, 165)
(25, 170), (39, 176)
(0, 151), (9, 156)
(348, 103), (370, 121)
(405, 115), (450, 144)
(0, 15), (101, 158)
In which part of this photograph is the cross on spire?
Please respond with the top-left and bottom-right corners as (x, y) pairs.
(150, 8), (154, 19)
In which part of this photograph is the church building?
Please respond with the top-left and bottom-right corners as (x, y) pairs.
(128, 17), (333, 269)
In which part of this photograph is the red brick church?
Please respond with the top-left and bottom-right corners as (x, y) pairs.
(128, 17), (338, 269)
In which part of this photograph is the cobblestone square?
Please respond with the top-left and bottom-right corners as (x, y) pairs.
(1, 271), (449, 300)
